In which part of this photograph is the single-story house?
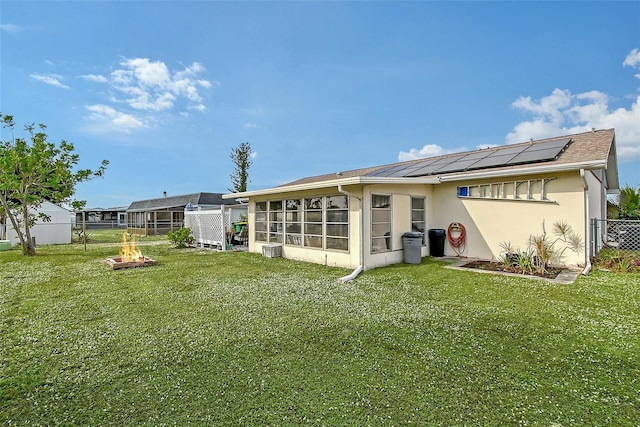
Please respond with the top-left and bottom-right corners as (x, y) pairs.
(75, 207), (127, 229)
(2, 200), (72, 246)
(222, 128), (619, 273)
(127, 192), (239, 236)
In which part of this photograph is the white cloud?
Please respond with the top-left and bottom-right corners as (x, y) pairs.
(30, 73), (70, 89)
(398, 144), (468, 161)
(243, 123), (257, 129)
(399, 49), (640, 164)
(507, 90), (640, 162)
(623, 48), (640, 68)
(101, 57), (213, 112)
(189, 104), (207, 112)
(0, 23), (22, 33)
(85, 104), (145, 132)
(82, 74), (108, 83)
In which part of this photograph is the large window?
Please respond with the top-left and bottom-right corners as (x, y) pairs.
(326, 195), (349, 251)
(285, 199), (302, 245)
(371, 194), (391, 253)
(269, 200), (283, 243)
(255, 202), (268, 242)
(411, 197), (426, 245)
(255, 195), (349, 252)
(304, 197), (323, 248)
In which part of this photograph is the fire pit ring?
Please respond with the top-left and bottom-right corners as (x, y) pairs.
(106, 256), (158, 270)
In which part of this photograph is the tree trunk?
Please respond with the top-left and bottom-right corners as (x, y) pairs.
(0, 193), (35, 255)
(21, 202), (36, 256)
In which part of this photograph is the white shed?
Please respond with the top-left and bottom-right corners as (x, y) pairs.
(3, 200), (72, 246)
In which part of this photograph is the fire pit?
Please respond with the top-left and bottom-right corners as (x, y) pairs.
(106, 233), (157, 270)
(106, 256), (157, 270)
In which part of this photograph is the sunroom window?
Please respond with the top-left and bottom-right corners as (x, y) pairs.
(326, 195), (349, 251)
(255, 196), (349, 251)
(371, 194), (391, 253)
(303, 197), (323, 248)
(285, 199), (302, 246)
(268, 200), (283, 243)
(255, 202), (268, 242)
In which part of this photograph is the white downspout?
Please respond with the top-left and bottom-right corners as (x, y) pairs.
(337, 184), (364, 282)
(580, 170), (592, 275)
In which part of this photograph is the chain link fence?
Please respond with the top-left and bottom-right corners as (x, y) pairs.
(592, 218), (640, 257)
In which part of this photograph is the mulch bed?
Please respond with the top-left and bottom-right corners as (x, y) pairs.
(461, 260), (564, 279)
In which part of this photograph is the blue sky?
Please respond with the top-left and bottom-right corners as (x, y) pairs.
(1, 1), (639, 209)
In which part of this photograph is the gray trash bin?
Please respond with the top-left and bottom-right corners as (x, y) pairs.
(402, 231), (424, 264)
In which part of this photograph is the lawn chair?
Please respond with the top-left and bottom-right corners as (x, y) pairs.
(236, 224), (249, 246)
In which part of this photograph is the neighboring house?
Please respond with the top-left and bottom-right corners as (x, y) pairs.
(3, 200), (72, 246)
(75, 207), (128, 229)
(222, 128), (619, 272)
(127, 192), (237, 236)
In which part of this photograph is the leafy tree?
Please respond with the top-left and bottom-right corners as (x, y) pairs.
(228, 141), (253, 193)
(0, 114), (108, 255)
(619, 185), (640, 220)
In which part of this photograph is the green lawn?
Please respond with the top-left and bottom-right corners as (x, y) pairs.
(1, 232), (638, 426)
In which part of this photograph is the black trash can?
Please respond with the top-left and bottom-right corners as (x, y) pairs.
(428, 229), (446, 257)
(402, 232), (424, 264)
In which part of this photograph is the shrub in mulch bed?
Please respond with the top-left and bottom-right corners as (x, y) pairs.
(462, 260), (565, 279)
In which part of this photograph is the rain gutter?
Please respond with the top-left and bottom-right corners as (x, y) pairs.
(437, 160), (606, 183)
(580, 169), (592, 275)
(337, 184), (365, 283)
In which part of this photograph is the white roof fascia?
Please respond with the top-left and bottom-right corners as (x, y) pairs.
(437, 160), (607, 183)
(222, 175), (440, 199)
(222, 160), (607, 199)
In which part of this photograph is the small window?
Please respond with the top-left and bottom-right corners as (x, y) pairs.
(456, 179), (556, 202)
(457, 186), (469, 197)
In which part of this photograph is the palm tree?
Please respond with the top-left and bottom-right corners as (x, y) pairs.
(619, 185), (640, 220)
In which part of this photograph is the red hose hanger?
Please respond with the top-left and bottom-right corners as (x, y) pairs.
(447, 222), (466, 256)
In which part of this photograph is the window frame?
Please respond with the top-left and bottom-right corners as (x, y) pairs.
(371, 194), (392, 253)
(411, 196), (426, 246)
(254, 195), (349, 252)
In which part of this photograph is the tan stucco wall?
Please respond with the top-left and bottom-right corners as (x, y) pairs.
(245, 170), (592, 270)
(431, 171), (588, 266)
(361, 183), (431, 269)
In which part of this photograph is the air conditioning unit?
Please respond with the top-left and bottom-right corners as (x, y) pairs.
(262, 243), (282, 258)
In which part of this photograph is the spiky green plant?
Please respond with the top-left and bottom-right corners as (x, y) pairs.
(619, 185), (640, 220)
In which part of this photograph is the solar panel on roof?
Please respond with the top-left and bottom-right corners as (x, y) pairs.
(433, 159), (483, 173)
(406, 164), (446, 177)
(459, 150), (498, 160)
(506, 138), (571, 165)
(368, 157), (439, 177)
(468, 153), (518, 170)
(367, 164), (407, 176)
(429, 153), (467, 165)
(365, 138), (571, 178)
(522, 138), (571, 153)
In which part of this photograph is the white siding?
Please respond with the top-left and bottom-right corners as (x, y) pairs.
(5, 201), (72, 246)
